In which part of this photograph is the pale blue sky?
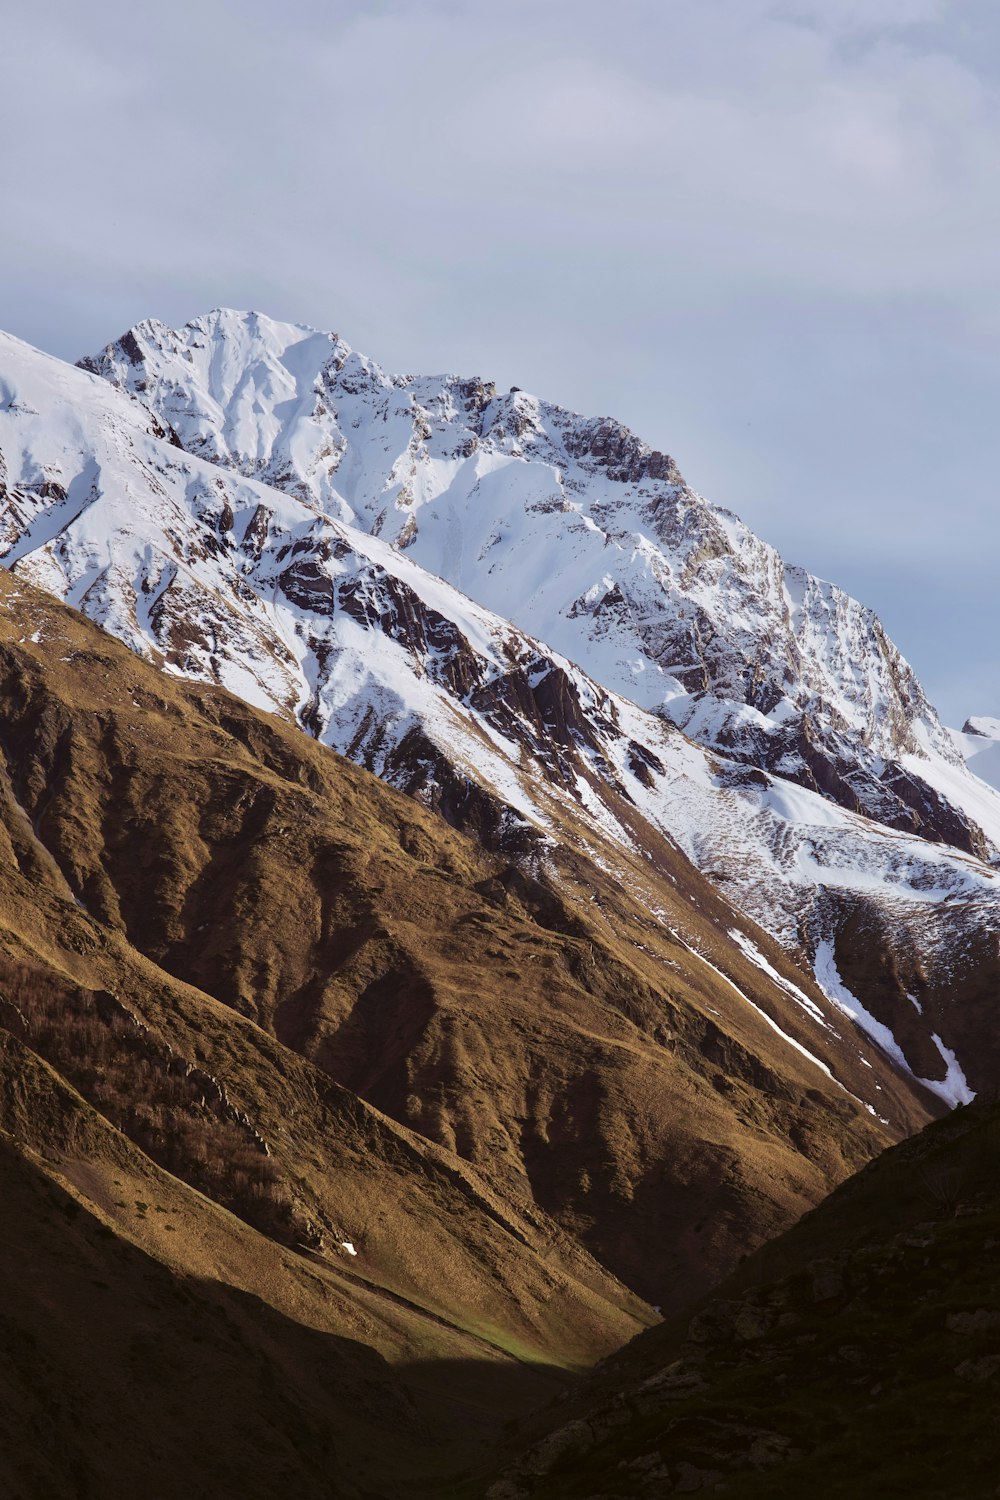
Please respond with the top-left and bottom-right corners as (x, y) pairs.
(3, 0), (998, 721)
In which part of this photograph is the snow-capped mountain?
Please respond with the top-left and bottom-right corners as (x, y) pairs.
(3, 317), (1000, 1113)
(82, 309), (994, 858)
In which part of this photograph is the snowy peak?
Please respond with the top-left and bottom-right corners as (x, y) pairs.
(962, 715), (1000, 739)
(81, 309), (356, 513)
(949, 716), (1000, 796)
(83, 310), (972, 852)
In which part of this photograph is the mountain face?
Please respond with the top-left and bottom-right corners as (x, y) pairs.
(0, 572), (929, 1315)
(0, 575), (647, 1498)
(3, 316), (1000, 1116)
(0, 572), (932, 1495)
(0, 607), (649, 1500)
(80, 309), (994, 857)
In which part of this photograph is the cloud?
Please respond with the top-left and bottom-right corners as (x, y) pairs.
(5, 2), (996, 306)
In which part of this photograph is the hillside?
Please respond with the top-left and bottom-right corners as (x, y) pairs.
(0, 578), (650, 1496)
(0, 571), (925, 1314)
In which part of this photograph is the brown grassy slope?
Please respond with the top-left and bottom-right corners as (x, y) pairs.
(0, 876), (646, 1362)
(0, 1048), (394, 1500)
(0, 904), (654, 1493)
(0, 572), (932, 1317)
(480, 1088), (1000, 1500)
(1, 1030), (603, 1499)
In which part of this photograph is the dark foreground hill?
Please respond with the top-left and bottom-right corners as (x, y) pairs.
(481, 1088), (1000, 1499)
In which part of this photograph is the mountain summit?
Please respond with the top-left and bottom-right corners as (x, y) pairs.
(82, 308), (988, 855)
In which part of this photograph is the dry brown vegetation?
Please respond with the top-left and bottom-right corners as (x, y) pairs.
(0, 1119), (417, 1500)
(0, 956), (305, 1242)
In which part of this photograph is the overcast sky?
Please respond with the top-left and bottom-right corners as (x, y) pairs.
(2, 0), (998, 722)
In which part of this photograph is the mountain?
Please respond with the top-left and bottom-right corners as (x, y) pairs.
(951, 715), (1000, 794)
(80, 309), (1000, 861)
(2, 317), (1000, 1114)
(482, 1086), (1000, 1499)
(0, 568), (928, 1316)
(0, 311), (997, 1492)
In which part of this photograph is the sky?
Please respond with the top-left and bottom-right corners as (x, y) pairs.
(2, 0), (998, 722)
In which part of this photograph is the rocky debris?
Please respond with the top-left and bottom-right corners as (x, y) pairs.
(522, 1420), (595, 1476)
(808, 1259), (844, 1302)
(946, 1308), (1000, 1334)
(955, 1356), (1000, 1383)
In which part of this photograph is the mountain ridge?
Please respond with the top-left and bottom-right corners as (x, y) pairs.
(80, 307), (985, 850)
(4, 313), (998, 1108)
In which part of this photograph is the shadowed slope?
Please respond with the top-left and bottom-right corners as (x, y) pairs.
(0, 1128), (395, 1500)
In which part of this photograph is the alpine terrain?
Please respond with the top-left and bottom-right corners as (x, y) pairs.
(0, 310), (997, 1495)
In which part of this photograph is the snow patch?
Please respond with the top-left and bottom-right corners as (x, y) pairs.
(727, 928), (834, 1031)
(675, 932), (851, 1095)
(814, 941), (974, 1109)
